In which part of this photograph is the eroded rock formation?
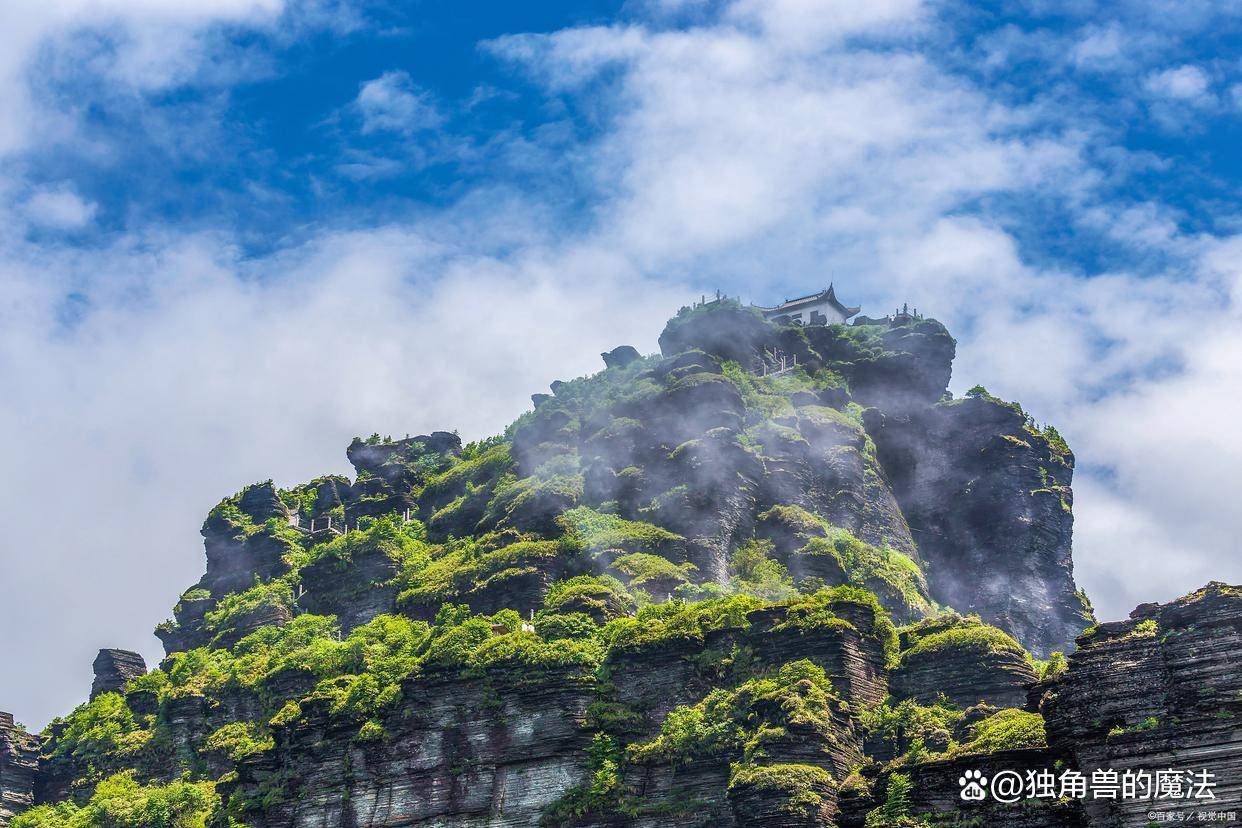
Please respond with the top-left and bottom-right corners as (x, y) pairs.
(3, 300), (1235, 828)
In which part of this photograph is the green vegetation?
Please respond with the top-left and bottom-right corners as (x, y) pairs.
(860, 699), (964, 762)
(1108, 716), (1160, 739)
(727, 763), (833, 818)
(899, 614), (1030, 666)
(130, 603), (611, 749)
(729, 540), (796, 601)
(775, 587), (900, 666)
(466, 631), (604, 676)
(1125, 618), (1159, 639)
(296, 516), (428, 572)
(801, 533), (931, 617)
(417, 444), (514, 510)
(754, 505), (933, 620)
(1034, 651), (1068, 681)
(12, 772), (219, 828)
(629, 660), (837, 765)
(956, 709), (1046, 755)
(203, 722), (273, 762)
(610, 553), (697, 591)
(544, 575), (633, 621)
(397, 535), (569, 609)
(539, 733), (624, 826)
(604, 594), (760, 655)
(202, 579), (294, 645)
(41, 694), (151, 782)
(864, 772), (927, 827)
(533, 612), (599, 641)
(558, 507), (682, 556)
(720, 360), (845, 426)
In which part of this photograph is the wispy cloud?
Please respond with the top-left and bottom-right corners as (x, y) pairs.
(22, 184), (97, 230)
(355, 70), (444, 135)
(1144, 64), (1212, 102)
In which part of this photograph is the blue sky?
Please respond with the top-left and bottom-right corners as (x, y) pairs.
(3, 0), (1242, 727)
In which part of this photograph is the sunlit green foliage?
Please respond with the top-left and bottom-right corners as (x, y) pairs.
(629, 660), (837, 765)
(604, 595), (760, 655)
(774, 587), (900, 665)
(758, 504), (933, 618)
(467, 631), (604, 675)
(417, 444), (514, 509)
(610, 553), (697, 591)
(42, 694), (150, 780)
(203, 722), (274, 762)
(483, 473), (584, 530)
(12, 772), (219, 828)
(954, 709), (1046, 755)
(1034, 651), (1068, 681)
(859, 699), (963, 762)
(543, 575), (633, 621)
(559, 507), (683, 556)
(202, 580), (294, 645)
(727, 763), (833, 818)
(864, 772), (927, 827)
(900, 616), (1029, 665)
(729, 540), (796, 601)
(533, 612), (600, 641)
(397, 536), (566, 608)
(295, 516), (428, 572)
(540, 733), (624, 826)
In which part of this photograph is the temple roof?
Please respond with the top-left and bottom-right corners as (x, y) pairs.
(755, 284), (860, 319)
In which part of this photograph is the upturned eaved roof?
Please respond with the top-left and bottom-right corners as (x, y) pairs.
(755, 284), (860, 319)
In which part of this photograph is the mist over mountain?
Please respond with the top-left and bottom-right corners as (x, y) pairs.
(1, 301), (1239, 828)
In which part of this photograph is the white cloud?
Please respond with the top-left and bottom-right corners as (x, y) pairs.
(0, 0), (288, 155)
(355, 71), (444, 134)
(23, 183), (97, 229)
(0, 222), (688, 728)
(726, 0), (925, 51)
(1144, 64), (1212, 102)
(1071, 24), (1125, 69)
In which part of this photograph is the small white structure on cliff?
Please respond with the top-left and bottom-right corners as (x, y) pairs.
(755, 284), (859, 326)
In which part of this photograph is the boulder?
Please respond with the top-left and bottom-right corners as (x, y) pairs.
(601, 345), (641, 369)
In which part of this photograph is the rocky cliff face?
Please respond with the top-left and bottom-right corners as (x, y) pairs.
(0, 715), (37, 826)
(2, 300), (1235, 828)
(1043, 582), (1242, 826)
(89, 650), (147, 701)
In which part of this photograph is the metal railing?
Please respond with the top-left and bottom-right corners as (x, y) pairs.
(287, 508), (415, 536)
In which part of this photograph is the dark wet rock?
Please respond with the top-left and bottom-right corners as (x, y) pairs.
(298, 548), (401, 632)
(1043, 582), (1242, 826)
(200, 484), (298, 600)
(804, 317), (955, 414)
(209, 599), (293, 650)
(871, 393), (1089, 657)
(221, 667), (596, 828)
(890, 618), (1037, 709)
(602, 345), (642, 369)
(234, 481), (288, 525)
(658, 302), (772, 364)
(347, 432), (461, 487)
(90, 650), (147, 700)
(838, 749), (1087, 828)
